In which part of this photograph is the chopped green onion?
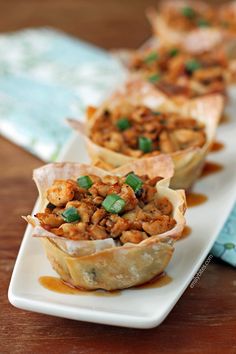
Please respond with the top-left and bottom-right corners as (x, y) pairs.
(116, 117), (131, 131)
(102, 194), (126, 214)
(169, 48), (180, 57)
(138, 136), (153, 153)
(181, 6), (196, 19)
(185, 59), (202, 73)
(125, 173), (143, 193)
(148, 73), (161, 83)
(77, 175), (93, 189)
(144, 51), (158, 64)
(197, 18), (210, 27)
(62, 207), (80, 223)
(153, 111), (161, 115)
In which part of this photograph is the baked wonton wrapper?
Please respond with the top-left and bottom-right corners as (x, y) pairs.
(69, 80), (224, 190)
(25, 156), (186, 290)
(147, 0), (236, 54)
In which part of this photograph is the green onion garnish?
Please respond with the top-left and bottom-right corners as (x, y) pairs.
(144, 51), (158, 64)
(197, 18), (210, 27)
(77, 175), (93, 189)
(125, 173), (143, 193)
(153, 111), (161, 115)
(148, 73), (161, 83)
(185, 59), (202, 73)
(116, 117), (131, 131)
(138, 136), (153, 153)
(102, 194), (126, 214)
(62, 207), (80, 223)
(169, 48), (180, 57)
(181, 6), (196, 19)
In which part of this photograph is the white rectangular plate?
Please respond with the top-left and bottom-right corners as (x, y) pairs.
(8, 88), (236, 328)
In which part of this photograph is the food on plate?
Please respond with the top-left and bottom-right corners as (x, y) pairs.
(129, 45), (229, 99)
(69, 80), (224, 189)
(147, 0), (236, 53)
(24, 156), (186, 290)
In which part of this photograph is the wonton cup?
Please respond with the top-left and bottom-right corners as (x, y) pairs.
(69, 80), (223, 190)
(147, 0), (236, 54)
(26, 156), (186, 291)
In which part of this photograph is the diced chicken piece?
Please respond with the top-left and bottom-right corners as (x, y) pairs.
(171, 129), (206, 149)
(159, 131), (175, 153)
(143, 201), (162, 219)
(88, 225), (108, 240)
(35, 212), (64, 228)
(142, 215), (176, 236)
(119, 184), (138, 211)
(141, 184), (157, 203)
(102, 175), (120, 185)
(154, 197), (173, 215)
(59, 222), (88, 240)
(93, 196), (104, 205)
(193, 67), (223, 83)
(47, 179), (76, 207)
(89, 182), (111, 198)
(110, 217), (130, 237)
(91, 208), (107, 224)
(103, 132), (124, 152)
(123, 129), (138, 149)
(120, 230), (148, 244)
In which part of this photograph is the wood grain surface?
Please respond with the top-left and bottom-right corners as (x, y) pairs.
(0, 1), (236, 353)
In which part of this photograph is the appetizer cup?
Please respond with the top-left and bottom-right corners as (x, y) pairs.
(25, 156), (186, 291)
(69, 80), (224, 189)
(147, 0), (236, 54)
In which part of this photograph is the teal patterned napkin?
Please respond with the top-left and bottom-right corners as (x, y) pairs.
(212, 203), (236, 267)
(0, 28), (126, 161)
(0, 28), (235, 267)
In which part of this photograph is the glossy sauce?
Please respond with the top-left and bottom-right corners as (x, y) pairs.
(200, 161), (223, 178)
(179, 225), (192, 240)
(186, 192), (208, 207)
(39, 273), (172, 295)
(39, 276), (121, 297)
(220, 113), (230, 125)
(210, 141), (225, 153)
(134, 273), (172, 289)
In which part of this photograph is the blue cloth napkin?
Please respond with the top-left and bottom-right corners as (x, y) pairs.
(212, 203), (236, 267)
(0, 28), (235, 267)
(0, 28), (125, 161)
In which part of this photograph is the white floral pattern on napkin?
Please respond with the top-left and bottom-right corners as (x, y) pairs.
(0, 28), (126, 161)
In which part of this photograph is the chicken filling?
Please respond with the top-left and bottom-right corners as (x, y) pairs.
(90, 106), (206, 157)
(130, 46), (227, 98)
(35, 173), (176, 244)
(161, 4), (215, 31)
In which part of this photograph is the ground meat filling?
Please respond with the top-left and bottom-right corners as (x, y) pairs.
(35, 173), (176, 244)
(90, 106), (206, 157)
(130, 46), (227, 98)
(162, 5), (215, 32)
(162, 4), (236, 33)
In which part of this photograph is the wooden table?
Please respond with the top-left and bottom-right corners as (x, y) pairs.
(1, 1), (236, 353)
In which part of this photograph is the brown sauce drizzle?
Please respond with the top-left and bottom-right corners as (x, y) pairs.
(39, 276), (121, 297)
(220, 113), (230, 125)
(200, 161), (223, 178)
(178, 225), (192, 240)
(134, 272), (172, 289)
(186, 192), (208, 207)
(210, 141), (225, 153)
(39, 273), (172, 295)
